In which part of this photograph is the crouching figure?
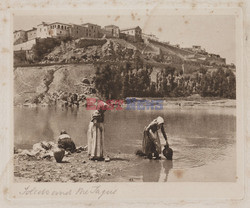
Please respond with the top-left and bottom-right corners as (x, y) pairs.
(143, 116), (170, 160)
(57, 130), (76, 153)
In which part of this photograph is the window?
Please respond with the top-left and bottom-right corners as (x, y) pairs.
(60, 31), (62, 34)
(58, 25), (60, 29)
(61, 25), (63, 29)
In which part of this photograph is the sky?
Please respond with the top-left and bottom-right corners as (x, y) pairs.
(14, 13), (235, 64)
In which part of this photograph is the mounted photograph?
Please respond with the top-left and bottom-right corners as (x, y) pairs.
(11, 7), (244, 196)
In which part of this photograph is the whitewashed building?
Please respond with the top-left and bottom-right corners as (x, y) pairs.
(47, 22), (70, 38)
(36, 22), (50, 38)
(36, 22), (70, 39)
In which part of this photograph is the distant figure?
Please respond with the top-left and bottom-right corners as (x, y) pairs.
(87, 103), (107, 161)
(58, 130), (76, 153)
(143, 116), (169, 159)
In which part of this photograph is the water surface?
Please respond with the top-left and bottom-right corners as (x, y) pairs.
(14, 106), (236, 182)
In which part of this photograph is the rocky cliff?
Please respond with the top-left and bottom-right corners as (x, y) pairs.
(14, 64), (97, 106)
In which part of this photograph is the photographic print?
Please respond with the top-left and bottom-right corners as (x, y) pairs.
(1, 2), (245, 202)
(13, 12), (237, 183)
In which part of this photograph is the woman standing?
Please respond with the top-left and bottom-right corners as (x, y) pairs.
(143, 116), (169, 159)
(87, 104), (107, 161)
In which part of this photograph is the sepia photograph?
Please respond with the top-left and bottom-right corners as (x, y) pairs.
(12, 11), (238, 184)
(0, 1), (246, 203)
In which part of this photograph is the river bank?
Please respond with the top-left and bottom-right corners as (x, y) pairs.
(125, 97), (236, 108)
(16, 97), (236, 109)
(14, 150), (142, 182)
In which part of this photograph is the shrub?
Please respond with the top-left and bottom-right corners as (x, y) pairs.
(32, 38), (62, 61)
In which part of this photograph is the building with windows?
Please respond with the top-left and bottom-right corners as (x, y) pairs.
(69, 24), (88, 39)
(26, 27), (37, 41)
(13, 30), (27, 45)
(103, 25), (120, 38)
(81, 23), (101, 38)
(120, 26), (142, 42)
(36, 22), (50, 38)
(36, 22), (70, 39)
(47, 22), (70, 38)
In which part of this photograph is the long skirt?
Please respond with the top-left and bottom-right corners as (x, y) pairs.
(87, 122), (104, 159)
(142, 128), (161, 158)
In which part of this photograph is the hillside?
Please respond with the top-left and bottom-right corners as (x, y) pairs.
(14, 64), (97, 106)
(14, 37), (236, 105)
(14, 37), (233, 74)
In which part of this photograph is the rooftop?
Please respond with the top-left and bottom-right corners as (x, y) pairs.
(37, 22), (49, 26)
(104, 25), (119, 28)
(26, 27), (37, 32)
(82, 23), (101, 27)
(120, 26), (141, 31)
(13, 30), (26, 33)
(49, 22), (71, 26)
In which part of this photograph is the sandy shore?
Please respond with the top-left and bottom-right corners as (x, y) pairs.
(14, 151), (142, 182)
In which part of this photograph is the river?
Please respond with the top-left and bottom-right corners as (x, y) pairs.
(14, 105), (236, 182)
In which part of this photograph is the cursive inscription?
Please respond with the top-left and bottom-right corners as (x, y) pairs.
(19, 185), (118, 199)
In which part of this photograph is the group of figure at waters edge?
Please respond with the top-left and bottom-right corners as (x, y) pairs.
(54, 102), (173, 163)
(86, 102), (173, 161)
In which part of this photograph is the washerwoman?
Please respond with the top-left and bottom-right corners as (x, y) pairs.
(143, 116), (169, 159)
(87, 102), (107, 161)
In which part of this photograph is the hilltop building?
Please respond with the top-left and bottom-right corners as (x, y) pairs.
(36, 22), (50, 38)
(141, 33), (159, 42)
(13, 30), (27, 45)
(81, 23), (101, 38)
(26, 27), (37, 41)
(103, 25), (120, 38)
(69, 24), (88, 39)
(192, 45), (206, 53)
(120, 26), (142, 42)
(206, 53), (226, 66)
(36, 22), (71, 39)
(47, 22), (70, 38)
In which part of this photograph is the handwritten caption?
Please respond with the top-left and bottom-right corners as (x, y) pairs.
(19, 185), (118, 199)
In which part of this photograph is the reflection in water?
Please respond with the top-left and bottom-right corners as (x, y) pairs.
(162, 160), (173, 182)
(142, 160), (173, 182)
(41, 110), (54, 140)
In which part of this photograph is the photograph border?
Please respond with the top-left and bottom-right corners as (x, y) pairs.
(0, 0), (248, 206)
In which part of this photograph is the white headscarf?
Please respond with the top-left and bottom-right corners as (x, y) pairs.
(156, 116), (164, 125)
(97, 101), (108, 111)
